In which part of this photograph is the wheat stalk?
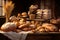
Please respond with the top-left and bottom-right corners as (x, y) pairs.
(3, 1), (14, 22)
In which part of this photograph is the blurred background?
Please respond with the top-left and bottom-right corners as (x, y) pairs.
(11, 0), (60, 18)
(0, 0), (60, 26)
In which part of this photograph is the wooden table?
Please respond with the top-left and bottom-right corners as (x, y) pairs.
(0, 32), (60, 40)
(26, 32), (60, 40)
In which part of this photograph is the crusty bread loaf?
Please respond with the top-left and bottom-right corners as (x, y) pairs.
(42, 23), (58, 32)
(1, 22), (17, 32)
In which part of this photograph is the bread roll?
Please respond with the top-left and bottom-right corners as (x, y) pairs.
(18, 23), (29, 29)
(9, 16), (17, 22)
(50, 19), (58, 24)
(13, 21), (20, 27)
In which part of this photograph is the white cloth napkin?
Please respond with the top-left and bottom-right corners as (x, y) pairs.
(0, 31), (33, 40)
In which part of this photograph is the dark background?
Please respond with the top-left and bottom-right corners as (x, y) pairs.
(11, 0), (40, 16)
(11, 0), (60, 18)
(55, 0), (60, 18)
(0, 0), (60, 27)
